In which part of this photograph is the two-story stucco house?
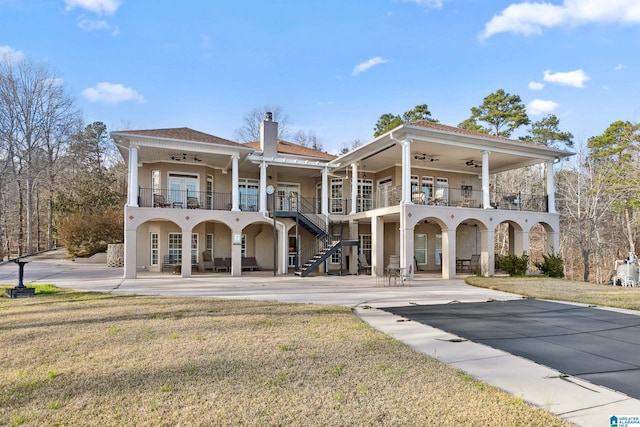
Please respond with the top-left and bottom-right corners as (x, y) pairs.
(111, 113), (573, 281)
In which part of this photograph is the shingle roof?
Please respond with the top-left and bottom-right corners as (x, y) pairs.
(115, 128), (245, 147)
(244, 139), (337, 160)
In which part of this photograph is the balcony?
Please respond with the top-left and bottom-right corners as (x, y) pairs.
(139, 188), (258, 212)
(331, 187), (548, 213)
(137, 187), (549, 214)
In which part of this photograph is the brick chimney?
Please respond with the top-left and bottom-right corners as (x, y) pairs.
(260, 112), (278, 158)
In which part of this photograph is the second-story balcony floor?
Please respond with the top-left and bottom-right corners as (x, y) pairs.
(137, 186), (550, 214)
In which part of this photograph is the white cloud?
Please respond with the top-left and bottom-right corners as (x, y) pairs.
(0, 45), (25, 64)
(352, 57), (389, 76)
(481, 0), (640, 39)
(528, 99), (559, 115)
(614, 63), (626, 71)
(528, 81), (545, 90)
(398, 0), (443, 9)
(81, 82), (145, 104)
(64, 0), (121, 15)
(543, 69), (590, 88)
(78, 17), (110, 31)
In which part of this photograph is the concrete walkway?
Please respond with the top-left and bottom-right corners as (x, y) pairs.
(2, 251), (640, 426)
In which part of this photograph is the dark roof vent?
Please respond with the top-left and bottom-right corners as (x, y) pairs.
(265, 111), (273, 121)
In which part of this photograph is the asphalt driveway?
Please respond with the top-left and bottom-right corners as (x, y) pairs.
(383, 298), (640, 400)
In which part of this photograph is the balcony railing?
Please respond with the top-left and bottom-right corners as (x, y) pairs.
(139, 188), (234, 211)
(138, 187), (548, 214)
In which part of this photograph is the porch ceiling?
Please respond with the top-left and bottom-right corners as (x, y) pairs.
(344, 140), (552, 176)
(332, 123), (573, 176)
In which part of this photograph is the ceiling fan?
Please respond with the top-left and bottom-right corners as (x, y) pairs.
(414, 153), (439, 162)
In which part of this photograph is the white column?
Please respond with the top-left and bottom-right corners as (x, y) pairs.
(181, 229), (192, 278)
(350, 163), (358, 214)
(123, 226), (137, 279)
(128, 145), (139, 207)
(480, 228), (495, 276)
(482, 150), (490, 208)
(514, 230), (530, 256)
(231, 155), (240, 211)
(442, 228), (456, 279)
(401, 139), (412, 203)
(546, 160), (556, 213)
(259, 161), (268, 213)
(372, 215), (384, 277)
(321, 167), (328, 216)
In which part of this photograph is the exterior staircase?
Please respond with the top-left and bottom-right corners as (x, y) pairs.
(273, 195), (358, 277)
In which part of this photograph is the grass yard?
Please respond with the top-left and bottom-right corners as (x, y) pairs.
(466, 276), (640, 311)
(0, 285), (569, 426)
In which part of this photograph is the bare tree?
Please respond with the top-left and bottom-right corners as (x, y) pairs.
(0, 58), (81, 255)
(557, 141), (617, 282)
(292, 129), (323, 151)
(234, 105), (291, 142)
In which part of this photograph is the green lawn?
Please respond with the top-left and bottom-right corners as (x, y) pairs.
(0, 285), (569, 426)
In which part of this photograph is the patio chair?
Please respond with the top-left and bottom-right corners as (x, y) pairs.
(202, 251), (214, 271)
(469, 254), (481, 275)
(358, 253), (371, 275)
(242, 257), (260, 271)
(213, 257), (229, 272)
(386, 255), (401, 286)
(187, 197), (200, 209)
(401, 264), (412, 286)
(153, 194), (171, 208)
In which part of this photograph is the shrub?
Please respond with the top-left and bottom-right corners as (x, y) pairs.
(496, 253), (529, 276)
(534, 253), (565, 278)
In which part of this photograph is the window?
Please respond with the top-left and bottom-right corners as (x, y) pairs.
(436, 177), (449, 205)
(331, 234), (341, 264)
(206, 233), (214, 259)
(277, 183), (299, 211)
(150, 233), (159, 266)
(241, 234), (247, 258)
(422, 176), (434, 200)
(359, 234), (372, 264)
(169, 173), (199, 206)
(191, 233), (199, 263)
(239, 178), (259, 211)
(414, 234), (426, 265)
(151, 170), (160, 194)
(206, 174), (213, 209)
(435, 234), (442, 265)
(168, 233), (182, 262)
(357, 179), (373, 212)
(377, 177), (393, 208)
(330, 179), (343, 213)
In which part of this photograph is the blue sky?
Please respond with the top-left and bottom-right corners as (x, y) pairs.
(2, 0), (640, 154)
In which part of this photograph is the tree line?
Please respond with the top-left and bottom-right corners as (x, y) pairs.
(0, 59), (126, 260)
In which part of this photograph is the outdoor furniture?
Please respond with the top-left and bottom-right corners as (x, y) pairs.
(213, 257), (229, 272)
(358, 253), (371, 275)
(187, 197), (200, 209)
(242, 257), (260, 271)
(202, 251), (214, 271)
(162, 255), (180, 274)
(153, 194), (171, 208)
(386, 255), (401, 286)
(456, 258), (471, 273)
(469, 254), (481, 274)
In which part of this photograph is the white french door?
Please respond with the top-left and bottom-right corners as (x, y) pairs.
(168, 173), (198, 207)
